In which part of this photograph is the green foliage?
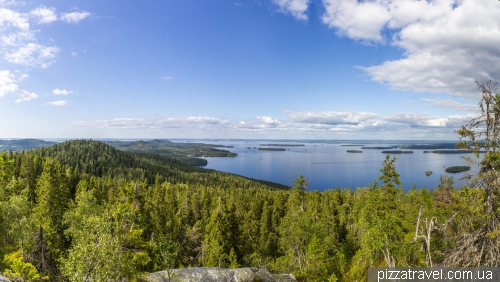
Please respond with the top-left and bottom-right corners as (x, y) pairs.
(33, 159), (70, 261)
(291, 174), (308, 211)
(4, 193), (37, 261)
(3, 251), (45, 282)
(61, 215), (132, 282)
(379, 155), (402, 189)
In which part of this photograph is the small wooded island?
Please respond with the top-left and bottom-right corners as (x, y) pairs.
(259, 144), (305, 146)
(445, 166), (471, 173)
(424, 150), (471, 154)
(346, 150), (363, 153)
(381, 150), (414, 154)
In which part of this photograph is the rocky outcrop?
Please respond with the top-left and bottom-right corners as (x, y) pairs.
(0, 274), (11, 282)
(145, 267), (296, 282)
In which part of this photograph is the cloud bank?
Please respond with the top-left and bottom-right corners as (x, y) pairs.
(73, 109), (478, 139)
(321, 0), (500, 99)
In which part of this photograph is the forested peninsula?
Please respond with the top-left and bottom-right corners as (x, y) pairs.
(0, 138), (495, 281)
(104, 139), (237, 166)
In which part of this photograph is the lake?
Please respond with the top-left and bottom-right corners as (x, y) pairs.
(178, 139), (483, 191)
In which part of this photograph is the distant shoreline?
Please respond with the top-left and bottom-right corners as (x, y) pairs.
(259, 144), (305, 146)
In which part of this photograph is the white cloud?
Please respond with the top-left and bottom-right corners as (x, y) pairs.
(71, 51), (77, 56)
(30, 6), (57, 24)
(285, 109), (478, 132)
(0, 69), (38, 102)
(0, 5), (60, 69)
(383, 112), (447, 128)
(273, 0), (310, 21)
(322, 0), (391, 42)
(1, 30), (34, 46)
(44, 100), (66, 106)
(257, 116), (281, 125)
(322, 0), (500, 98)
(4, 42), (59, 68)
(284, 110), (378, 125)
(60, 11), (90, 23)
(421, 98), (478, 112)
(0, 7), (29, 30)
(15, 89), (37, 103)
(0, 69), (17, 96)
(52, 88), (73, 95)
(162, 76), (174, 81)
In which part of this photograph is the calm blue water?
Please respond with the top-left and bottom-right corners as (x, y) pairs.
(177, 139), (482, 191)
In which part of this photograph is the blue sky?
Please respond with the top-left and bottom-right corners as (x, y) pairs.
(1, 0), (498, 139)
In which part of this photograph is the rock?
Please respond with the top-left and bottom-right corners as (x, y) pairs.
(0, 274), (11, 282)
(273, 274), (297, 282)
(145, 267), (296, 282)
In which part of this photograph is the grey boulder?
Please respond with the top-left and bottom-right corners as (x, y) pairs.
(146, 267), (296, 282)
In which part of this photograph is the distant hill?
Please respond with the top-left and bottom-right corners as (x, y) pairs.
(0, 139), (56, 151)
(33, 139), (288, 190)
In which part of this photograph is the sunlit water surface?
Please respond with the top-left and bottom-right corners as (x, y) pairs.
(180, 140), (481, 191)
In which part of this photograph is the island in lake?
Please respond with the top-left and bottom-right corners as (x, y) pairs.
(258, 148), (287, 151)
(341, 144), (365, 146)
(381, 150), (413, 154)
(398, 143), (458, 149)
(346, 150), (363, 153)
(259, 144), (305, 146)
(361, 146), (397, 149)
(424, 150), (471, 154)
(445, 166), (471, 173)
(424, 150), (486, 154)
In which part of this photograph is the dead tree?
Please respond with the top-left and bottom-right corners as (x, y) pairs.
(448, 80), (500, 266)
(412, 206), (455, 267)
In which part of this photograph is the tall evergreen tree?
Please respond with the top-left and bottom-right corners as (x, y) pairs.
(33, 159), (70, 262)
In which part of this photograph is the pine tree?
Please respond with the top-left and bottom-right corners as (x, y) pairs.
(33, 158), (70, 262)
